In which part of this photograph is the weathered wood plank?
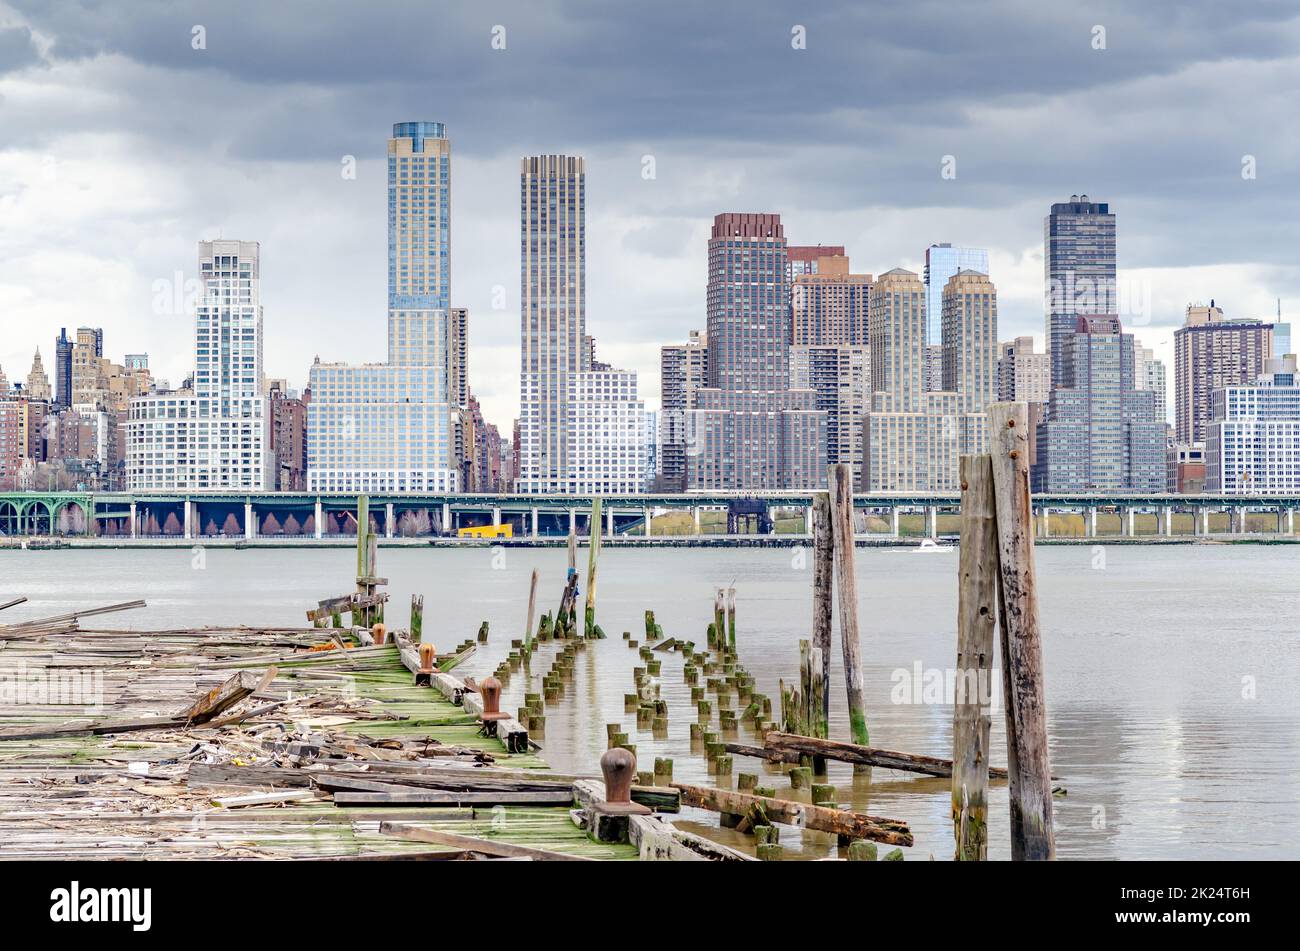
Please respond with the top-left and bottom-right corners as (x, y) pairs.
(955, 453), (997, 860)
(763, 732), (1012, 779)
(988, 402), (1056, 861)
(379, 821), (596, 861)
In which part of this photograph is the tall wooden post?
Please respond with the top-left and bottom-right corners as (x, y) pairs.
(410, 594), (424, 644)
(585, 497), (602, 638)
(712, 589), (726, 650)
(954, 454), (997, 860)
(811, 492), (833, 743)
(524, 568), (539, 652)
(828, 463), (869, 762)
(355, 495), (372, 628)
(987, 403), (1055, 861)
(726, 586), (736, 650)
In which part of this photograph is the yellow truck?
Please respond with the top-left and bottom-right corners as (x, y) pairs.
(456, 524), (514, 540)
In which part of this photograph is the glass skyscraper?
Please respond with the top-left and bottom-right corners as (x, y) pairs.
(1044, 196), (1116, 387)
(308, 123), (459, 494)
(923, 244), (988, 348)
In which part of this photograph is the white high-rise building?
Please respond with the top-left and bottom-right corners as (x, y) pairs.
(1135, 345), (1169, 428)
(308, 122), (460, 493)
(1207, 355), (1300, 494)
(127, 240), (271, 491)
(518, 154), (645, 495)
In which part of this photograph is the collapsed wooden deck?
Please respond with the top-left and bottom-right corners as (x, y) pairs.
(0, 625), (646, 860)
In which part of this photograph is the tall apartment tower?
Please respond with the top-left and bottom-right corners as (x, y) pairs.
(1032, 315), (1164, 492)
(1135, 345), (1168, 428)
(941, 270), (998, 414)
(518, 155), (588, 494)
(54, 328), (73, 409)
(997, 337), (1050, 403)
(1045, 196), (1116, 387)
(308, 123), (460, 493)
(128, 240), (271, 490)
(790, 344), (870, 484)
(688, 213), (825, 490)
(861, 268), (991, 492)
(786, 245), (846, 284)
(924, 244), (988, 390)
(791, 253), (872, 346)
(659, 330), (709, 491)
(1173, 302), (1275, 445)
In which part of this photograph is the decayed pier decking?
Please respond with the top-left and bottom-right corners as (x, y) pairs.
(0, 625), (647, 860)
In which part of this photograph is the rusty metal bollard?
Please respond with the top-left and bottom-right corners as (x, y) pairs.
(478, 675), (510, 736)
(414, 641), (437, 686)
(372, 623), (387, 646)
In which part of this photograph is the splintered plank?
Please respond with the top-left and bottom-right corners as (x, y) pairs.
(380, 821), (596, 861)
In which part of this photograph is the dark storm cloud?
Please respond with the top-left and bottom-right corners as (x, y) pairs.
(0, 24), (41, 73)
(3, 0), (1300, 418)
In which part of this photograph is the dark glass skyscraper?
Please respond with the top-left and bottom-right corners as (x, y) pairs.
(1044, 196), (1115, 387)
(54, 327), (72, 409)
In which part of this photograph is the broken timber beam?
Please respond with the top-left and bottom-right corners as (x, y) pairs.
(672, 782), (913, 846)
(763, 732), (1012, 780)
(175, 667), (277, 725)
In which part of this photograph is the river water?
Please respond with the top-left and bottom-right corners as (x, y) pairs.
(2, 544), (1297, 860)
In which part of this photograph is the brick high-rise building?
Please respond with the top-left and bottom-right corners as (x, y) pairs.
(269, 382), (308, 491)
(687, 213), (825, 490)
(1173, 302), (1276, 445)
(790, 253), (871, 346)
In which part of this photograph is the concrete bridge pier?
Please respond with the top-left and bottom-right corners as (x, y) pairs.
(129, 502), (138, 539)
(531, 508), (539, 538)
(244, 502), (255, 540)
(315, 500), (324, 539)
(891, 507), (901, 537)
(1086, 506), (1097, 537)
(926, 505), (938, 538)
(693, 507), (701, 534)
(387, 503), (396, 539)
(644, 506), (652, 538)
(183, 500), (194, 541)
(1162, 505), (1173, 536)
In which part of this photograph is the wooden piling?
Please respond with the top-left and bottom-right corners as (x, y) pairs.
(828, 462), (869, 760)
(410, 594), (423, 644)
(954, 454), (997, 861)
(585, 498), (602, 638)
(987, 403), (1056, 861)
(524, 568), (539, 652)
(811, 491), (833, 772)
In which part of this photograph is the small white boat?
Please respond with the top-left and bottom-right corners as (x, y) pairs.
(912, 538), (954, 553)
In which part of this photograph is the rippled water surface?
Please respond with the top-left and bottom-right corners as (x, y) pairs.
(3, 544), (1297, 859)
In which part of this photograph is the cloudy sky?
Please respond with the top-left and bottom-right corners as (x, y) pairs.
(2, 1), (1299, 426)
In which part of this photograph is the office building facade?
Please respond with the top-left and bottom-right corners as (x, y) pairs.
(1173, 302), (1275, 445)
(688, 213), (825, 490)
(1206, 355), (1300, 494)
(309, 122), (460, 493)
(1045, 196), (1116, 387)
(1032, 315), (1164, 492)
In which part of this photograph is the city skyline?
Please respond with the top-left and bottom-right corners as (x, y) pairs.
(5, 3), (1300, 430)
